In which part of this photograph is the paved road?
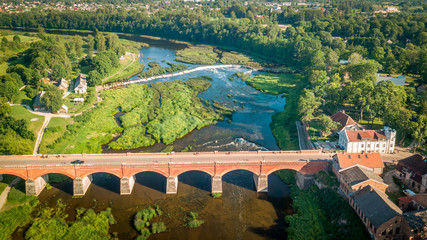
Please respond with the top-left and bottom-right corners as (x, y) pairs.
(296, 121), (315, 150)
(0, 151), (331, 167)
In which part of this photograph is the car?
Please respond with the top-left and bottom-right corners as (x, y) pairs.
(71, 160), (85, 164)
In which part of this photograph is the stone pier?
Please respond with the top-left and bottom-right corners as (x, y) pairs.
(296, 172), (314, 189)
(166, 176), (178, 194)
(120, 176), (136, 195)
(211, 175), (222, 194)
(26, 175), (49, 196)
(253, 174), (268, 192)
(73, 175), (93, 196)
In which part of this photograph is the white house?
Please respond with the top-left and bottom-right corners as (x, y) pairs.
(74, 74), (87, 94)
(338, 127), (396, 154)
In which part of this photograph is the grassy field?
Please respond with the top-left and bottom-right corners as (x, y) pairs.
(104, 59), (144, 84)
(39, 117), (74, 154)
(245, 73), (302, 95)
(44, 81), (220, 153)
(244, 73), (305, 150)
(176, 45), (219, 65)
(10, 105), (44, 142)
(63, 88), (97, 114)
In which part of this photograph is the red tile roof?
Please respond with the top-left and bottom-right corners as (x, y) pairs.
(331, 111), (358, 131)
(396, 154), (427, 183)
(345, 130), (386, 142)
(399, 196), (413, 204)
(336, 152), (384, 169)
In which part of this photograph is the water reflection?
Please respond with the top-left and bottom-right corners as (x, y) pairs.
(36, 171), (292, 240)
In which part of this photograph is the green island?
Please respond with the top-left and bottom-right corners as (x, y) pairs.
(43, 79), (221, 153)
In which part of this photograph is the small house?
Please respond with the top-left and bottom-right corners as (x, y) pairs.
(32, 91), (47, 111)
(74, 74), (87, 94)
(56, 78), (69, 92)
(396, 154), (427, 193)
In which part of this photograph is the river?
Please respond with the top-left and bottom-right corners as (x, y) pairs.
(16, 37), (293, 240)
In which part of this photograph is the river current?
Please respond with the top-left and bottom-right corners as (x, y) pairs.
(22, 41), (293, 239)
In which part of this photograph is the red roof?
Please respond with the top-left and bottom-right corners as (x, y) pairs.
(396, 154), (427, 183)
(331, 111), (358, 131)
(345, 130), (386, 142)
(336, 152), (384, 169)
(399, 196), (413, 204)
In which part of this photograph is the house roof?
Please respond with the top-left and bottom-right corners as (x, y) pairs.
(403, 209), (427, 230)
(56, 78), (68, 88)
(331, 111), (358, 131)
(74, 74), (87, 89)
(32, 91), (45, 108)
(399, 196), (413, 204)
(345, 130), (387, 142)
(412, 194), (427, 209)
(396, 154), (427, 183)
(352, 185), (402, 229)
(335, 152), (384, 169)
(341, 165), (385, 187)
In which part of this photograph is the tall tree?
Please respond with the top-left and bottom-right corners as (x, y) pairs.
(95, 32), (106, 52)
(42, 87), (63, 112)
(87, 35), (95, 55)
(298, 90), (321, 125)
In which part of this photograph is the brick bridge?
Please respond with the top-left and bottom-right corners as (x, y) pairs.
(0, 150), (331, 196)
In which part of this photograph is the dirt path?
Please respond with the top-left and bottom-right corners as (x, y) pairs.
(33, 115), (51, 155)
(0, 177), (21, 211)
(102, 52), (136, 83)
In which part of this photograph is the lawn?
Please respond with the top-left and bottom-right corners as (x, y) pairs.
(103, 56), (144, 84)
(63, 88), (97, 114)
(245, 73), (302, 95)
(39, 117), (74, 154)
(9, 105), (44, 142)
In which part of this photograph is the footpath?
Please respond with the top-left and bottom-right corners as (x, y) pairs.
(0, 178), (21, 211)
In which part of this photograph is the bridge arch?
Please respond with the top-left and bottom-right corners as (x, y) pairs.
(264, 166), (304, 176)
(218, 167), (259, 177)
(31, 170), (76, 180)
(174, 169), (214, 178)
(133, 171), (168, 193)
(126, 169), (168, 179)
(80, 170), (122, 179)
(177, 170), (213, 192)
(0, 171), (28, 180)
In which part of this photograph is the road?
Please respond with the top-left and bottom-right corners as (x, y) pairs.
(296, 121), (315, 150)
(0, 151), (331, 167)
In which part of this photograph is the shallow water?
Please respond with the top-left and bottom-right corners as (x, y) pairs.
(33, 171), (292, 240)
(104, 47), (286, 153)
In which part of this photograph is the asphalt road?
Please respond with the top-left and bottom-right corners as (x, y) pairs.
(0, 151), (331, 167)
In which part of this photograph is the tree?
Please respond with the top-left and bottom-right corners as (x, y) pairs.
(348, 52), (363, 64)
(87, 35), (94, 54)
(412, 114), (427, 149)
(317, 114), (339, 136)
(298, 90), (321, 125)
(95, 32), (106, 51)
(74, 35), (83, 58)
(107, 33), (123, 55)
(347, 60), (382, 82)
(0, 97), (10, 116)
(0, 75), (20, 102)
(41, 87), (63, 112)
(51, 64), (67, 81)
(87, 70), (102, 87)
(348, 80), (374, 121)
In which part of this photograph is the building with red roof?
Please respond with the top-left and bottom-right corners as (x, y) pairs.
(332, 152), (384, 175)
(396, 154), (427, 193)
(338, 127), (396, 153)
(331, 110), (361, 132)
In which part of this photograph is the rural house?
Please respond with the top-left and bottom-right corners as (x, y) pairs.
(74, 74), (87, 94)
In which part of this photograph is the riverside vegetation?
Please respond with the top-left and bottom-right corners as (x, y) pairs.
(275, 170), (370, 240)
(42, 79), (223, 153)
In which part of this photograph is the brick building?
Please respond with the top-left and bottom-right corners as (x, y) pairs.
(340, 165), (388, 196)
(396, 154), (427, 193)
(332, 152), (384, 175)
